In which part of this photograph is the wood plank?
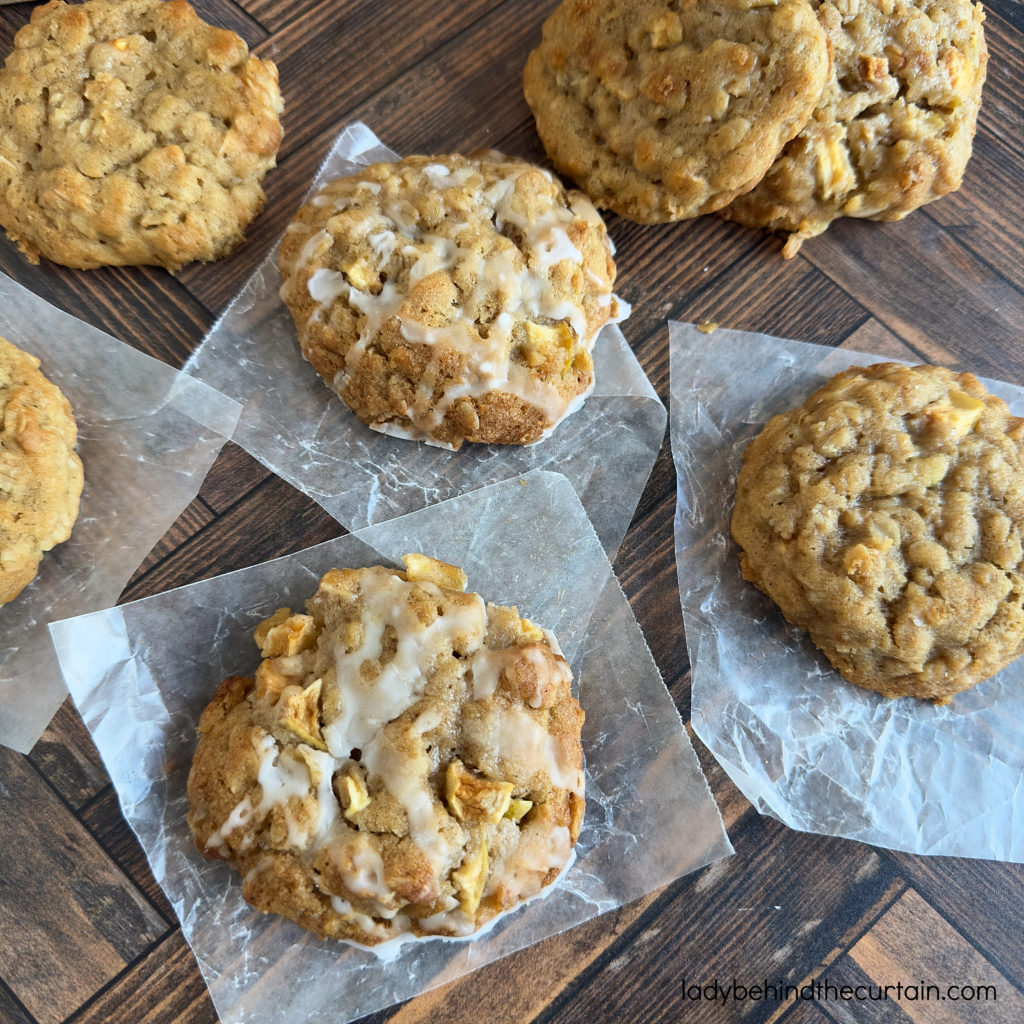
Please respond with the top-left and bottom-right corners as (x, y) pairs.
(975, 7), (1024, 162)
(339, 0), (556, 158)
(124, 497), (217, 594)
(80, 786), (176, 925)
(189, 0), (269, 47)
(800, 214), (1024, 383)
(514, 817), (904, 1024)
(0, 980), (36, 1024)
(885, 854), (1024, 993)
(259, 0), (506, 162)
(25, 699), (108, 812)
(613, 451), (691, 702)
(239, 0), (323, 34)
(986, 0), (1024, 33)
(816, 957), (918, 1024)
(192, 443), (273, 517)
(0, 750), (168, 1024)
(65, 931), (217, 1024)
(846, 888), (1024, 1024)
(681, 246), (871, 352)
(839, 319), (924, 362)
(0, 256), (212, 368)
(927, 123), (1024, 291)
(778, 1002), (841, 1024)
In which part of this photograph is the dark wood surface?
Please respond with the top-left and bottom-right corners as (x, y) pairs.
(2, 0), (1023, 1022)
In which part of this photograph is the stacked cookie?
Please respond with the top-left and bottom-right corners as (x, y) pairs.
(524, 0), (988, 254)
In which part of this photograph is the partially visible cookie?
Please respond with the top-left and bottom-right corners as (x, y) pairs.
(278, 152), (618, 449)
(523, 0), (829, 223)
(723, 0), (988, 255)
(0, 337), (84, 605)
(731, 363), (1024, 703)
(187, 554), (585, 945)
(0, 0), (283, 270)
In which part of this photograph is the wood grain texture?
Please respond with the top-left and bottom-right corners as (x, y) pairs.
(0, 0), (1023, 1021)
(845, 889), (1024, 1024)
(520, 819), (905, 1024)
(63, 932), (217, 1024)
(25, 701), (108, 812)
(0, 750), (168, 1024)
(80, 787), (176, 925)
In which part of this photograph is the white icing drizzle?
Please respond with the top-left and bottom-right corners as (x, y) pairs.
(207, 570), (580, 948)
(210, 733), (339, 852)
(288, 160), (616, 438)
(367, 418), (459, 450)
(321, 575), (487, 755)
(367, 229), (397, 265)
(307, 268), (347, 307)
(336, 836), (391, 901)
(469, 705), (583, 793)
(415, 894), (473, 936)
(468, 646), (509, 700)
(496, 824), (573, 907)
(329, 896), (385, 937)
(318, 573), (488, 875)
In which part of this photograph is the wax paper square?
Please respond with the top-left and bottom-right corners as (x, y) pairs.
(52, 470), (731, 1024)
(671, 321), (1024, 861)
(0, 272), (240, 753)
(185, 123), (665, 559)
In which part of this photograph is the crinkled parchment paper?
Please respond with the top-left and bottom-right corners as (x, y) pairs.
(185, 123), (665, 558)
(0, 273), (240, 754)
(671, 321), (1024, 862)
(51, 470), (731, 1024)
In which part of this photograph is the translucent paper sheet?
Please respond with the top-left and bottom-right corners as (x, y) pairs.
(0, 273), (241, 754)
(185, 123), (665, 558)
(52, 470), (731, 1024)
(671, 321), (1024, 862)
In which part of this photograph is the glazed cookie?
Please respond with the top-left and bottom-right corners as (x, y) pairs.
(732, 363), (1024, 703)
(187, 554), (585, 945)
(0, 0), (283, 270)
(522, 0), (829, 222)
(278, 152), (619, 449)
(0, 337), (84, 606)
(724, 0), (988, 255)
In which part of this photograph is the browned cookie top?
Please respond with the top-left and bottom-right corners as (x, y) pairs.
(0, 337), (84, 606)
(187, 555), (585, 945)
(523, 0), (829, 223)
(279, 152), (618, 449)
(724, 0), (988, 254)
(0, 0), (283, 270)
(732, 363), (1024, 703)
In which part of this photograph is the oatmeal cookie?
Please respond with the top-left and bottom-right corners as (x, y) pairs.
(723, 0), (988, 255)
(522, 0), (829, 223)
(278, 152), (618, 449)
(187, 554), (585, 945)
(732, 363), (1024, 703)
(0, 337), (84, 606)
(0, 0), (283, 270)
